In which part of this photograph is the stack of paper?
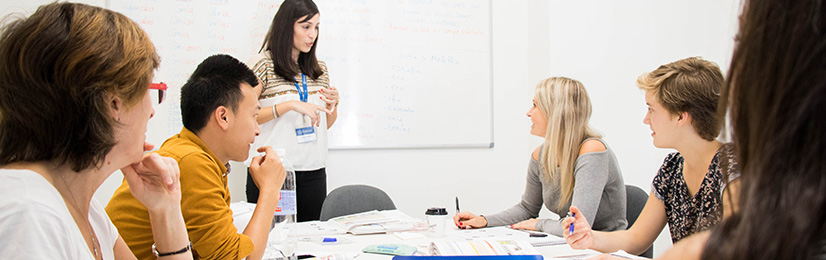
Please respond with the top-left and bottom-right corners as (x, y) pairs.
(330, 210), (429, 235)
(329, 210), (397, 230)
(296, 210), (429, 236)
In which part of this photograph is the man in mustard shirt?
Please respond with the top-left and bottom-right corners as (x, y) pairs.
(107, 54), (286, 260)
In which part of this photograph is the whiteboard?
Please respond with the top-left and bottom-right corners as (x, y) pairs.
(107, 0), (493, 149)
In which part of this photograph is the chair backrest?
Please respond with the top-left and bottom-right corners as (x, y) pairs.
(625, 184), (653, 258)
(319, 184), (397, 221)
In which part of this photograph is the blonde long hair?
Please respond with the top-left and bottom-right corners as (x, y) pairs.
(534, 77), (601, 211)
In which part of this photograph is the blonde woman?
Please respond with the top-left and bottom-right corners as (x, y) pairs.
(453, 77), (627, 236)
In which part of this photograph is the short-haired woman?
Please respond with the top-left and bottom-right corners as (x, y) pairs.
(562, 57), (739, 257)
(0, 3), (191, 259)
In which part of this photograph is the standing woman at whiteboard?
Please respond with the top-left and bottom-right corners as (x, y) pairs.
(453, 77), (627, 236)
(246, 0), (338, 222)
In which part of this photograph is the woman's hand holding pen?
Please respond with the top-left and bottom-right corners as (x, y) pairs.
(319, 86), (339, 112)
(561, 206), (594, 250)
(453, 212), (487, 229)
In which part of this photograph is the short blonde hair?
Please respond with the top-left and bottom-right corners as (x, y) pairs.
(637, 57), (724, 141)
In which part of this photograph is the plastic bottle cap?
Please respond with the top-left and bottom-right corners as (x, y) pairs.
(425, 207), (448, 215)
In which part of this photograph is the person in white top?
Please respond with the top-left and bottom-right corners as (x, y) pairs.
(246, 0), (340, 221)
(0, 3), (192, 259)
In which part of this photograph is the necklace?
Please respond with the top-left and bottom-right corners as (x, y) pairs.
(62, 175), (102, 260)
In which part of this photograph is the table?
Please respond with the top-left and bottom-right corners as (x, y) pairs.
(291, 224), (599, 260)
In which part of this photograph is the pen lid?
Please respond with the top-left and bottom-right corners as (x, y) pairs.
(425, 207), (448, 215)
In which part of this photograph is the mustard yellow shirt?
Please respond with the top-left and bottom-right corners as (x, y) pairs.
(106, 127), (254, 260)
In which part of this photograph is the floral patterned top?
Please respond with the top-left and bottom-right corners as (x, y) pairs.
(652, 143), (739, 243)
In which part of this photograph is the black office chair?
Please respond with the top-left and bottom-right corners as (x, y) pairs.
(626, 184), (653, 258)
(319, 184), (397, 221)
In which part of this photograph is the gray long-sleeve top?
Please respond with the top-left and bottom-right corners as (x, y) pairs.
(485, 139), (627, 236)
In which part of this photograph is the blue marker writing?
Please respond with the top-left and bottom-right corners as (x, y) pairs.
(569, 213), (575, 234)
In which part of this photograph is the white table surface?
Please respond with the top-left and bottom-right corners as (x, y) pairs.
(230, 204), (603, 259)
(293, 225), (599, 260)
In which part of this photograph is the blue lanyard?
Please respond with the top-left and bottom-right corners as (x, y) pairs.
(294, 73), (308, 102)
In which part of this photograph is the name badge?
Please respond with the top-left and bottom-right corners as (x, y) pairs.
(295, 126), (317, 143)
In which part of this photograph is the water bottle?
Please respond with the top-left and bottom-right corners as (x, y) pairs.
(263, 149), (297, 260)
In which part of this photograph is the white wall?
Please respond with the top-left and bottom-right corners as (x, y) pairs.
(2, 0), (739, 258)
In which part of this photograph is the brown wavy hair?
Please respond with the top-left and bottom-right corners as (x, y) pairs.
(703, 0), (826, 258)
(0, 2), (159, 172)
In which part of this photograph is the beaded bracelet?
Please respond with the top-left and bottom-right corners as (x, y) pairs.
(152, 242), (192, 257)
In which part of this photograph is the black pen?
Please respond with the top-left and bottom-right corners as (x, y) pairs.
(529, 232), (548, 237)
(508, 225), (549, 237)
(455, 196), (460, 213)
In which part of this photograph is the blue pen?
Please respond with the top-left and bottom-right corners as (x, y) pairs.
(568, 212), (575, 234)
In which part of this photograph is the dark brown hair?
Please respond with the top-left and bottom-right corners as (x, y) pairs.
(0, 3), (159, 171)
(636, 57), (724, 141)
(260, 0), (322, 82)
(703, 0), (826, 258)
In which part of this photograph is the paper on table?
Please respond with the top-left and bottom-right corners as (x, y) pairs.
(453, 226), (565, 247)
(348, 221), (430, 235)
(299, 252), (360, 260)
(328, 210), (397, 230)
(430, 240), (540, 256)
(394, 232), (427, 240)
(230, 201), (256, 232)
(296, 221), (345, 237)
(551, 250), (647, 259)
(328, 210), (429, 235)
(454, 226), (523, 240)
